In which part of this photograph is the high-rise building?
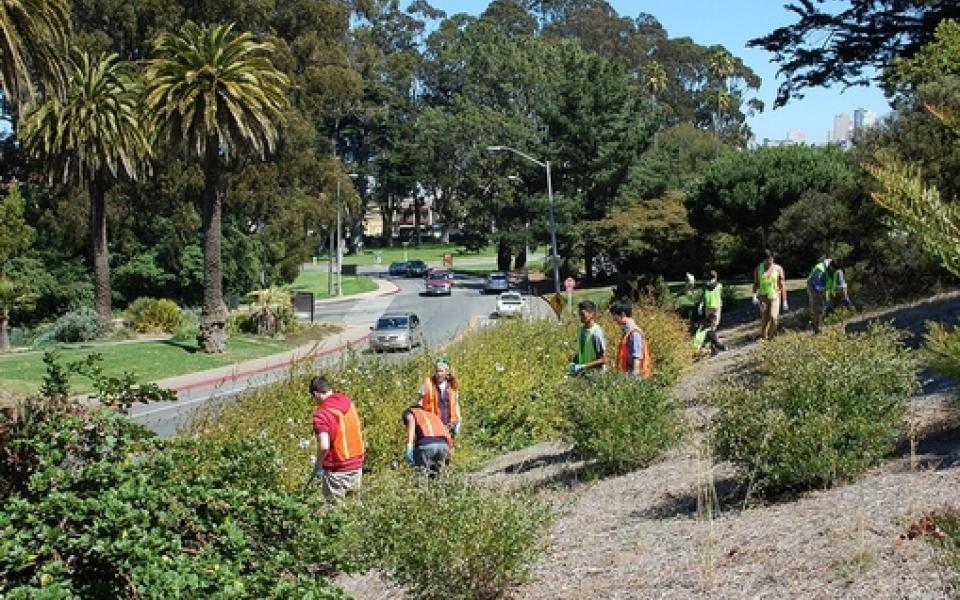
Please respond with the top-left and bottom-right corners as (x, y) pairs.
(786, 129), (806, 144)
(853, 108), (878, 131)
(832, 113), (852, 144)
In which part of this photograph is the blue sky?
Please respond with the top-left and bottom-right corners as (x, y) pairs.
(426, 0), (890, 144)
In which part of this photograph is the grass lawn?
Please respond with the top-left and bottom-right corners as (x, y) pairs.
(0, 325), (340, 397)
(320, 242), (497, 266)
(284, 270), (378, 299)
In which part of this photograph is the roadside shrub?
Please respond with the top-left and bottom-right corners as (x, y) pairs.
(597, 303), (692, 385)
(559, 373), (684, 474)
(924, 321), (960, 381)
(923, 508), (960, 597)
(711, 324), (917, 496)
(0, 398), (349, 598)
(170, 309), (200, 343)
(126, 297), (182, 333)
(238, 288), (301, 337)
(33, 306), (106, 345)
(344, 472), (552, 600)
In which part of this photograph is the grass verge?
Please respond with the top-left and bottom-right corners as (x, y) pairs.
(284, 270), (378, 299)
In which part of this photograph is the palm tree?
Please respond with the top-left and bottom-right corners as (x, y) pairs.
(0, 0), (70, 107)
(20, 51), (149, 322)
(709, 49), (734, 142)
(642, 60), (668, 149)
(145, 22), (289, 353)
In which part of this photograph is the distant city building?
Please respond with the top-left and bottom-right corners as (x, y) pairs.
(853, 108), (878, 132)
(830, 112), (852, 144)
(786, 129), (806, 143)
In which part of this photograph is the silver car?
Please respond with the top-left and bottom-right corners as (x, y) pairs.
(369, 312), (425, 352)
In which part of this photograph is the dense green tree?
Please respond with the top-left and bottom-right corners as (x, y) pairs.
(146, 22), (289, 352)
(687, 145), (857, 272)
(624, 123), (731, 200)
(0, 181), (36, 349)
(20, 51), (149, 320)
(749, 0), (960, 106)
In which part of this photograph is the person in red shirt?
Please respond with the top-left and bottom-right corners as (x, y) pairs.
(310, 376), (365, 502)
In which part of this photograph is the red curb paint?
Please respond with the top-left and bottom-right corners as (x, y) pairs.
(170, 333), (371, 393)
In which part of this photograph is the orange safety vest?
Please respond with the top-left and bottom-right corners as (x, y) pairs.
(618, 326), (652, 379)
(324, 404), (366, 463)
(410, 407), (453, 448)
(422, 377), (460, 424)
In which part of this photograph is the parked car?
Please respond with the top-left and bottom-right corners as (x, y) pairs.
(495, 292), (525, 317)
(424, 270), (453, 296)
(388, 261), (408, 276)
(369, 312), (424, 352)
(405, 259), (429, 278)
(483, 271), (510, 294)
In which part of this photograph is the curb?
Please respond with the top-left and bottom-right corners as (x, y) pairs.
(311, 278), (401, 307)
(166, 332), (371, 394)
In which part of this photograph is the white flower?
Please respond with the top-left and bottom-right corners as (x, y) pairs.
(298, 438), (311, 449)
(494, 362), (505, 373)
(286, 417), (295, 425)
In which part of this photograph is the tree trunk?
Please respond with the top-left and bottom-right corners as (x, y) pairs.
(89, 176), (112, 322)
(381, 193), (394, 247)
(584, 242), (595, 283)
(0, 313), (9, 351)
(414, 194), (422, 247)
(514, 246), (527, 269)
(497, 238), (511, 271)
(198, 138), (228, 353)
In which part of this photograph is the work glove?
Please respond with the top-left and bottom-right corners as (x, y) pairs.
(567, 363), (584, 376)
(824, 300), (833, 312)
(697, 302), (704, 316)
(781, 300), (790, 313)
(842, 298), (853, 308)
(405, 445), (415, 465)
(450, 422), (461, 436)
(313, 465), (326, 479)
(751, 293), (759, 307)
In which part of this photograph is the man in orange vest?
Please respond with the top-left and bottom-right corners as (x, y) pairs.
(310, 376), (365, 502)
(609, 299), (652, 379)
(419, 359), (461, 436)
(403, 400), (454, 475)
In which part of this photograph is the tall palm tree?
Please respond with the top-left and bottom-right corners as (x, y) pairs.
(709, 49), (734, 142)
(0, 0), (70, 107)
(20, 51), (149, 321)
(145, 22), (289, 353)
(642, 60), (668, 149)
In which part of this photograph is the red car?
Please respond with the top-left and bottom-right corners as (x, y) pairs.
(424, 271), (453, 296)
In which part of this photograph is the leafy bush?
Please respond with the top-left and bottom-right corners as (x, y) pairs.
(33, 306), (106, 345)
(596, 303), (692, 385)
(126, 297), (182, 333)
(924, 321), (960, 381)
(559, 374), (684, 474)
(711, 324), (917, 496)
(0, 398), (350, 598)
(193, 318), (573, 487)
(343, 472), (552, 600)
(170, 309), (200, 343)
(923, 508), (960, 598)
(233, 288), (301, 337)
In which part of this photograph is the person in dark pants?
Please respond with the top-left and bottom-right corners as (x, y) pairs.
(403, 400), (453, 476)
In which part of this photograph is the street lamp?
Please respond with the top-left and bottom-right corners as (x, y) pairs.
(486, 145), (560, 294)
(336, 172), (360, 297)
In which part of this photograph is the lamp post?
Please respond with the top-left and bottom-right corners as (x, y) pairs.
(487, 145), (560, 295)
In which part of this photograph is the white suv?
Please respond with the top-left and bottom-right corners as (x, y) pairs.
(496, 292), (525, 317)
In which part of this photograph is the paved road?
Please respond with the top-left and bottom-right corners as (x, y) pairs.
(130, 267), (552, 437)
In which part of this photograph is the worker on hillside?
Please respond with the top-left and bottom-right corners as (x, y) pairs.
(403, 400), (454, 476)
(419, 359), (461, 436)
(752, 249), (788, 340)
(310, 375), (365, 503)
(697, 269), (727, 351)
(609, 299), (652, 378)
(825, 258), (852, 311)
(568, 300), (606, 376)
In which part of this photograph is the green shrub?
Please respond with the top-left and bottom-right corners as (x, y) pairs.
(0, 398), (349, 598)
(711, 324), (917, 496)
(126, 297), (182, 333)
(924, 321), (960, 381)
(343, 472), (552, 600)
(171, 309), (200, 343)
(559, 374), (684, 474)
(33, 306), (106, 345)
(597, 303), (692, 385)
(923, 508), (960, 598)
